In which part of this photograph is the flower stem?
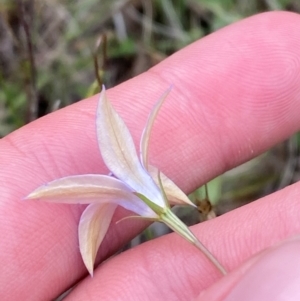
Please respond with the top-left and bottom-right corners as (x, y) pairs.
(161, 209), (227, 275)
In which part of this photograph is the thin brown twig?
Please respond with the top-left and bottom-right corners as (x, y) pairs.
(93, 34), (107, 90)
(18, 0), (38, 122)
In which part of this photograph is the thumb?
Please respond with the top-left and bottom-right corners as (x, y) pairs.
(196, 236), (300, 301)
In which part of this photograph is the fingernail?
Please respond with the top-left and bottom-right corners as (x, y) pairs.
(196, 235), (300, 301)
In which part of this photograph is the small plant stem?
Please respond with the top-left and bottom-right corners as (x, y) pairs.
(18, 0), (38, 122)
(161, 209), (227, 275)
(93, 34), (107, 89)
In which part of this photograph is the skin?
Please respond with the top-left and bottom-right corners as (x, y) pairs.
(1, 11), (300, 301)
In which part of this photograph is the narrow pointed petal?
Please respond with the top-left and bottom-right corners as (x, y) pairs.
(96, 87), (165, 207)
(79, 203), (117, 276)
(148, 165), (196, 207)
(140, 87), (172, 169)
(25, 174), (157, 217)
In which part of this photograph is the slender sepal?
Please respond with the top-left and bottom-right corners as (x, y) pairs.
(25, 174), (156, 217)
(140, 87), (172, 169)
(79, 203), (117, 276)
(148, 165), (195, 207)
(96, 87), (165, 207)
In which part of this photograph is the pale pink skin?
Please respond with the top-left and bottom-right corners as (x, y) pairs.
(1, 11), (300, 301)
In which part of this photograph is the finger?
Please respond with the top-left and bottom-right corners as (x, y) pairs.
(1, 11), (300, 300)
(195, 236), (300, 301)
(65, 183), (300, 301)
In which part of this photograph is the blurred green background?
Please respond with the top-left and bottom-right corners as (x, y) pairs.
(0, 0), (299, 235)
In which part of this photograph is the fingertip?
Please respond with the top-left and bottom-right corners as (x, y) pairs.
(196, 235), (300, 301)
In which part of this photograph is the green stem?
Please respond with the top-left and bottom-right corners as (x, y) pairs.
(161, 209), (227, 275)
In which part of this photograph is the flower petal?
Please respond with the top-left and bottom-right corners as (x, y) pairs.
(140, 87), (172, 169)
(79, 203), (117, 276)
(148, 165), (196, 207)
(96, 87), (165, 207)
(25, 174), (157, 217)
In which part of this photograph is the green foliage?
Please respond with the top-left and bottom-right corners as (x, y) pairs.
(0, 80), (26, 136)
(1, 0), (299, 136)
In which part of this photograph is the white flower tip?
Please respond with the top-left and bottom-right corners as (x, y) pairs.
(23, 193), (33, 201)
(81, 247), (96, 277)
(80, 249), (95, 276)
(24, 185), (47, 200)
(188, 201), (197, 208)
(86, 261), (94, 277)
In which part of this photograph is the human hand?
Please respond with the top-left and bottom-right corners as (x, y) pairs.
(1, 11), (300, 301)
